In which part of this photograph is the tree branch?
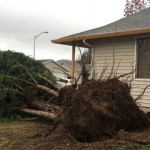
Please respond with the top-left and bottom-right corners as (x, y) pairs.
(134, 84), (150, 101)
(20, 108), (57, 120)
(38, 74), (61, 91)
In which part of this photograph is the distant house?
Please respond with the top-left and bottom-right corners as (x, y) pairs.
(58, 60), (91, 85)
(39, 59), (70, 79)
(58, 62), (71, 74)
(52, 8), (150, 112)
(58, 61), (82, 83)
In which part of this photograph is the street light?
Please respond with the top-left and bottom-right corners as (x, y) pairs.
(33, 31), (48, 59)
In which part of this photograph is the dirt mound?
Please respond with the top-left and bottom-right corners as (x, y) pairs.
(62, 78), (150, 142)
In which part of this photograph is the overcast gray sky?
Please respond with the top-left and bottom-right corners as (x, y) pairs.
(0, 0), (126, 60)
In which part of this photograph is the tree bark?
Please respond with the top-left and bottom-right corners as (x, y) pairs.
(20, 108), (57, 120)
(30, 100), (60, 113)
(36, 84), (59, 97)
(38, 74), (61, 90)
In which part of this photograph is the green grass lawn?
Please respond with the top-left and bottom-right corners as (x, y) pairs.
(0, 119), (150, 150)
(0, 119), (53, 150)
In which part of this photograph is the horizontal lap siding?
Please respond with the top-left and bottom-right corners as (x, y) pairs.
(131, 80), (150, 107)
(93, 37), (135, 77)
(93, 36), (150, 109)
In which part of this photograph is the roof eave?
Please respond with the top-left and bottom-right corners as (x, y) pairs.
(51, 27), (150, 45)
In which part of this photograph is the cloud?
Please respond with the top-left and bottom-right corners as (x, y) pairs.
(0, 0), (125, 60)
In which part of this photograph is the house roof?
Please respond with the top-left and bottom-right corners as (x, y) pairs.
(38, 59), (52, 64)
(59, 62), (71, 71)
(52, 8), (150, 46)
(38, 59), (70, 72)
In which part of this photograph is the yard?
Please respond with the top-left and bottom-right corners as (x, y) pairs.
(0, 119), (150, 150)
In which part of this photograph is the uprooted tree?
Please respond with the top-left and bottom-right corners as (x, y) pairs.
(0, 50), (59, 117)
(0, 50), (149, 142)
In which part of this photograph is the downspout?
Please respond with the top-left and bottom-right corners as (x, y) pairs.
(83, 39), (94, 79)
(83, 39), (93, 48)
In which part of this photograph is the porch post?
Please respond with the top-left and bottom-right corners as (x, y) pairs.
(71, 42), (75, 85)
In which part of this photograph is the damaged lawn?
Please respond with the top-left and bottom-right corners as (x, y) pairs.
(0, 119), (150, 150)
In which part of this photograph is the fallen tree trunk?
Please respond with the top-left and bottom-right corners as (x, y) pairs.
(20, 108), (57, 120)
(37, 74), (61, 91)
(16, 62), (60, 97)
(30, 100), (60, 113)
(36, 84), (59, 97)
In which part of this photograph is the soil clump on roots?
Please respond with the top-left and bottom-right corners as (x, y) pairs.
(62, 78), (150, 142)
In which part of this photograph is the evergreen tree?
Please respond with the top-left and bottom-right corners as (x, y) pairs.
(0, 50), (56, 117)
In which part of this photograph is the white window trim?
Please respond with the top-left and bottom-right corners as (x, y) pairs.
(134, 35), (150, 81)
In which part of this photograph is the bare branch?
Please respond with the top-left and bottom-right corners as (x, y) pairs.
(36, 84), (59, 97)
(14, 62), (59, 97)
(114, 59), (121, 77)
(20, 108), (57, 120)
(134, 84), (150, 101)
(100, 65), (108, 80)
(117, 70), (135, 79)
(37, 74), (61, 90)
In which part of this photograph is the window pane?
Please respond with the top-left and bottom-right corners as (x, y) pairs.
(137, 38), (150, 78)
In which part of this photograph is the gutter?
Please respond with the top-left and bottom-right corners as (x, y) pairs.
(51, 27), (150, 44)
(83, 39), (93, 48)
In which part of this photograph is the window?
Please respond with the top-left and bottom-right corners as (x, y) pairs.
(137, 37), (150, 78)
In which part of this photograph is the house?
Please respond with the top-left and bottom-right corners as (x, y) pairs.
(39, 59), (71, 83)
(57, 61), (72, 78)
(52, 8), (150, 112)
(59, 60), (91, 85)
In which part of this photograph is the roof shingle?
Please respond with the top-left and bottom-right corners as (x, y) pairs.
(52, 8), (150, 45)
(66, 8), (150, 38)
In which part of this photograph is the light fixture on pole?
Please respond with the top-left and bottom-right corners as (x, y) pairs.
(33, 31), (48, 59)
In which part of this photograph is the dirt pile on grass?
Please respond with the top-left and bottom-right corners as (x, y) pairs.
(62, 78), (150, 142)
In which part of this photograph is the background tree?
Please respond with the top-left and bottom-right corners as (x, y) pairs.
(77, 48), (92, 85)
(80, 48), (92, 64)
(124, 0), (150, 17)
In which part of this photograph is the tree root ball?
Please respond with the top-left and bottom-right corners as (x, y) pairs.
(62, 78), (150, 142)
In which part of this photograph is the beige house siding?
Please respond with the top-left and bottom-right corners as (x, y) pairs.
(93, 35), (150, 111)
